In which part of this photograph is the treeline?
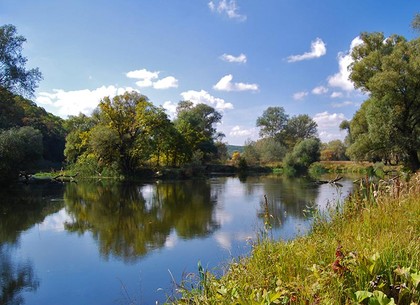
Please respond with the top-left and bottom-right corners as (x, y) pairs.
(0, 25), (66, 184)
(240, 19), (420, 173)
(238, 107), (322, 175)
(2, 21), (420, 184)
(64, 93), (226, 176)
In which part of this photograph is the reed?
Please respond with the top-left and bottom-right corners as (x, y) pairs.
(170, 173), (420, 304)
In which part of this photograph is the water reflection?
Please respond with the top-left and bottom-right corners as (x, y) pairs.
(63, 180), (220, 262)
(0, 184), (64, 305)
(0, 244), (39, 305)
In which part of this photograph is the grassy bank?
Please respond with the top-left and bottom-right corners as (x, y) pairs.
(171, 174), (420, 304)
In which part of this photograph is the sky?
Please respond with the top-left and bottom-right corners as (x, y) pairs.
(1, 0), (418, 145)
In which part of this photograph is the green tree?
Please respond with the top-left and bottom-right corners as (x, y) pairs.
(320, 140), (348, 161)
(349, 32), (420, 170)
(0, 126), (43, 183)
(412, 13), (420, 34)
(0, 24), (42, 96)
(255, 137), (286, 163)
(256, 106), (288, 138)
(64, 113), (96, 164)
(98, 91), (151, 172)
(281, 114), (318, 149)
(174, 101), (223, 163)
(283, 138), (321, 175)
(242, 140), (260, 165)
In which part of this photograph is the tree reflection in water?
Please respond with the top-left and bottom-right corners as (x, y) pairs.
(0, 245), (39, 305)
(64, 180), (220, 262)
(0, 184), (63, 305)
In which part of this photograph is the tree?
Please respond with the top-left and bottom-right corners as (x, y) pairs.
(0, 126), (43, 183)
(98, 91), (151, 172)
(0, 24), (42, 96)
(281, 114), (318, 148)
(256, 106), (288, 138)
(174, 101), (223, 162)
(320, 140), (348, 161)
(64, 114), (96, 164)
(412, 13), (420, 34)
(283, 138), (321, 175)
(349, 32), (420, 170)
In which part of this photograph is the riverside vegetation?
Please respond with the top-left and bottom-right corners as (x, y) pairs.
(170, 173), (420, 305)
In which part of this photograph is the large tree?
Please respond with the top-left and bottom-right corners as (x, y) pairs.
(281, 114), (318, 149)
(349, 32), (420, 170)
(0, 24), (42, 96)
(174, 101), (223, 162)
(256, 106), (288, 138)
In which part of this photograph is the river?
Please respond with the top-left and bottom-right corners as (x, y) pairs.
(0, 174), (353, 305)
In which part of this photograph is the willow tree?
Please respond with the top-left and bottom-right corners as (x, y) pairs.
(349, 32), (420, 171)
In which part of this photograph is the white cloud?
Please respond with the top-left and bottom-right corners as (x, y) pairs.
(153, 76), (178, 89)
(126, 69), (159, 87)
(328, 36), (363, 91)
(208, 0), (247, 21)
(213, 74), (259, 92)
(180, 89), (234, 111)
(287, 38), (327, 63)
(293, 91), (308, 100)
(330, 91), (343, 98)
(39, 209), (72, 232)
(313, 111), (348, 142)
(36, 85), (138, 117)
(229, 125), (256, 137)
(312, 86), (328, 95)
(126, 68), (178, 89)
(162, 100), (178, 118)
(220, 53), (247, 63)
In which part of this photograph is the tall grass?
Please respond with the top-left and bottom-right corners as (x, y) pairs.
(170, 173), (420, 304)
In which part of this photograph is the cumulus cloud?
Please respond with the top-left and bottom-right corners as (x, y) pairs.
(330, 91), (343, 98)
(328, 36), (363, 91)
(213, 74), (259, 92)
(293, 91), (308, 100)
(153, 76), (178, 89)
(126, 68), (178, 89)
(229, 125), (256, 137)
(180, 89), (234, 111)
(36, 85), (138, 117)
(162, 100), (178, 118)
(312, 86), (328, 95)
(287, 38), (327, 63)
(313, 111), (348, 142)
(208, 0), (247, 21)
(220, 53), (247, 63)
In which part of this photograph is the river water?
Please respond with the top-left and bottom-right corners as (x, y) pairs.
(0, 175), (353, 305)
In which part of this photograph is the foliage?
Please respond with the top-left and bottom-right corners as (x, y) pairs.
(0, 126), (43, 183)
(281, 114), (318, 149)
(171, 173), (420, 305)
(64, 93), (224, 176)
(0, 24), (42, 96)
(320, 140), (348, 161)
(283, 138), (321, 175)
(256, 106), (288, 139)
(412, 13), (420, 34)
(348, 32), (420, 171)
(174, 101), (223, 163)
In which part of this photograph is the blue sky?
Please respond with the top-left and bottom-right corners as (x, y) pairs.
(1, 0), (418, 145)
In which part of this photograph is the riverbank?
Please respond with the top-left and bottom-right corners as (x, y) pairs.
(171, 173), (420, 304)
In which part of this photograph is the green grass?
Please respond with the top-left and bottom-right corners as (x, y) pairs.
(169, 174), (420, 304)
